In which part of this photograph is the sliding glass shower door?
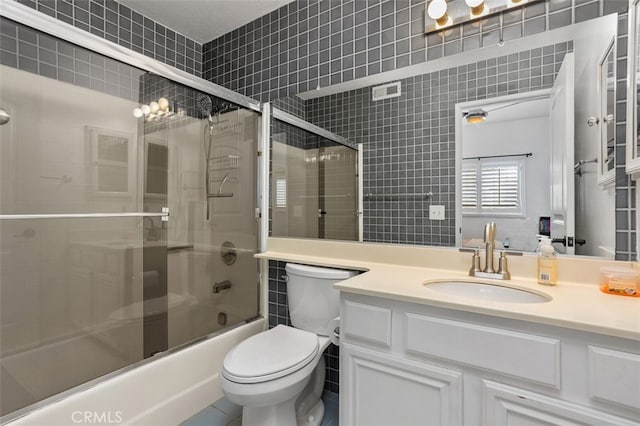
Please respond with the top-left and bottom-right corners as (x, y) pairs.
(270, 111), (359, 241)
(0, 18), (260, 419)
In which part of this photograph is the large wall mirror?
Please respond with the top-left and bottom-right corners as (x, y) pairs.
(274, 13), (627, 259)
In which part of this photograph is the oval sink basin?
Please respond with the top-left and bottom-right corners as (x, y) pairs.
(424, 280), (551, 304)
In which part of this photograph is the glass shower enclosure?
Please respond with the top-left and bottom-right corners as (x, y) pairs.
(270, 108), (361, 241)
(0, 17), (261, 419)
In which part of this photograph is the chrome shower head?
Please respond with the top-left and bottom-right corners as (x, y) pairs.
(196, 94), (213, 117)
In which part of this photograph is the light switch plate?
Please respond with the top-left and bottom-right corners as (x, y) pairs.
(429, 205), (445, 220)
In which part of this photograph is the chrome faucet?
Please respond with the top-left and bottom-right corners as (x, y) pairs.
(483, 222), (496, 273)
(459, 222), (522, 280)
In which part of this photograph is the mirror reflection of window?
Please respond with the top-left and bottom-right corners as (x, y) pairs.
(87, 126), (132, 196)
(462, 159), (524, 216)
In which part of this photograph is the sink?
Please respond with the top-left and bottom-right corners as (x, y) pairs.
(423, 280), (551, 304)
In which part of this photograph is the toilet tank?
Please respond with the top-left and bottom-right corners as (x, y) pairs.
(285, 263), (357, 336)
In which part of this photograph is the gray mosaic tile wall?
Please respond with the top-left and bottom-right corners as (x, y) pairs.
(203, 0), (626, 102)
(307, 41), (571, 245)
(269, 260), (340, 394)
(272, 94), (307, 119)
(0, 16), (144, 102)
(12, 0), (202, 76)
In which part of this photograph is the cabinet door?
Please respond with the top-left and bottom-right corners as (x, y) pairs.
(341, 343), (463, 426)
(483, 380), (640, 426)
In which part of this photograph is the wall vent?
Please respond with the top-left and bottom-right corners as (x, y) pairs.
(372, 81), (401, 101)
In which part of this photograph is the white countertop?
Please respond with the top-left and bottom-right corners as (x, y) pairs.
(257, 238), (640, 341)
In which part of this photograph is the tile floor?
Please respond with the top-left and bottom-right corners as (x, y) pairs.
(181, 391), (339, 426)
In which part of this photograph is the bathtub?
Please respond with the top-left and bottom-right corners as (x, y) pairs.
(7, 318), (264, 425)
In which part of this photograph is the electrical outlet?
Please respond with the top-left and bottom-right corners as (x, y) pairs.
(429, 205), (445, 220)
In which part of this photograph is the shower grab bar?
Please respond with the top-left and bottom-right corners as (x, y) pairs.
(207, 193), (234, 198)
(0, 212), (169, 220)
(364, 192), (434, 199)
(40, 175), (72, 183)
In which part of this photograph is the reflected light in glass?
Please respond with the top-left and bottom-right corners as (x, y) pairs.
(158, 97), (169, 111)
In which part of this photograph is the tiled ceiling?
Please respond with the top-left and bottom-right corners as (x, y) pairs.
(117, 0), (293, 44)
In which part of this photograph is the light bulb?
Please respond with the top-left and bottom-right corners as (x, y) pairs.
(465, 0), (485, 16)
(427, 0), (447, 19)
(133, 107), (143, 118)
(141, 104), (151, 115)
(149, 101), (159, 114)
(158, 97), (169, 111)
(427, 0), (450, 28)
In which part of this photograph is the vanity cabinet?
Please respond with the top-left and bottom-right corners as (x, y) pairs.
(339, 294), (640, 426)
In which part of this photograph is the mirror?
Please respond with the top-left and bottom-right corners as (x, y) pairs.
(274, 13), (624, 258)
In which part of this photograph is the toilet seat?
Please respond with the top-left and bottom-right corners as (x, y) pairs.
(222, 325), (319, 384)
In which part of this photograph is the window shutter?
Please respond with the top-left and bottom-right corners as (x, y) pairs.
(480, 163), (520, 208)
(276, 178), (287, 208)
(462, 159), (524, 215)
(461, 164), (479, 208)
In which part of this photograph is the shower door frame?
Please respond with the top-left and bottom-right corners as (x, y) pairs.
(0, 0), (269, 422)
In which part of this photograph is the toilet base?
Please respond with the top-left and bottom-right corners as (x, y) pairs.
(241, 395), (325, 426)
(242, 395), (297, 426)
(296, 398), (324, 426)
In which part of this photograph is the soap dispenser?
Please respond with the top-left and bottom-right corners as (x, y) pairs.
(537, 237), (557, 286)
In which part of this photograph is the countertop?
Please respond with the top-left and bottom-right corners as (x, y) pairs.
(257, 238), (640, 341)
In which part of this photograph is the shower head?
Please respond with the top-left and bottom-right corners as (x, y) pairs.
(196, 94), (213, 117)
(0, 108), (10, 126)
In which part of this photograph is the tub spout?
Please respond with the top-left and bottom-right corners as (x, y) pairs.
(212, 280), (232, 294)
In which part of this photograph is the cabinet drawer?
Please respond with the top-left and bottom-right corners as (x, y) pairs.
(588, 346), (640, 411)
(405, 313), (560, 387)
(342, 300), (392, 347)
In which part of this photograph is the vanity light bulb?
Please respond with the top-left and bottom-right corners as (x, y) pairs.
(428, 0), (451, 28)
(149, 101), (160, 114)
(133, 107), (143, 118)
(427, 0), (447, 19)
(141, 104), (151, 115)
(158, 97), (170, 111)
(465, 0), (485, 16)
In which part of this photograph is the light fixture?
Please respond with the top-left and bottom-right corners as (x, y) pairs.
(463, 109), (488, 124)
(427, 0), (451, 28)
(425, 0), (543, 36)
(465, 0), (486, 17)
(133, 98), (174, 120)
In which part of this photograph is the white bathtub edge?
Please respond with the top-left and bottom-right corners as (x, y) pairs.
(9, 319), (265, 426)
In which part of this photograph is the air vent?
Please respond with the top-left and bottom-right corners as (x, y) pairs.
(372, 81), (401, 101)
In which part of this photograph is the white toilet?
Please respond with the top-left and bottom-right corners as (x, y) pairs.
(221, 263), (356, 426)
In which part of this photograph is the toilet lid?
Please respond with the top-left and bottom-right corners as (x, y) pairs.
(222, 325), (319, 384)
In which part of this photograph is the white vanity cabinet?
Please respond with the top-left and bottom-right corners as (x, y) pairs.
(339, 293), (640, 426)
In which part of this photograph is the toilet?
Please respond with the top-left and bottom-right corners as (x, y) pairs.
(221, 263), (356, 426)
